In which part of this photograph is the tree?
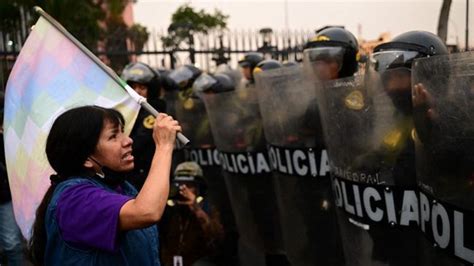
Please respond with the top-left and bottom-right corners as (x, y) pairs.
(161, 4), (228, 50)
(0, 1), (24, 52)
(1, 0), (150, 71)
(0, 0), (106, 51)
(0, 1), (22, 32)
(99, 0), (150, 71)
(437, 0), (452, 44)
(101, 0), (130, 71)
(37, 0), (106, 50)
(129, 24), (149, 52)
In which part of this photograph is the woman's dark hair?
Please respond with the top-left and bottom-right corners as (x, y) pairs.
(46, 105), (124, 178)
(28, 105), (124, 265)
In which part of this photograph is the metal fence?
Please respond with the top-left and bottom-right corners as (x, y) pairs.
(134, 28), (313, 70)
(0, 25), (312, 90)
(0, 5), (32, 92)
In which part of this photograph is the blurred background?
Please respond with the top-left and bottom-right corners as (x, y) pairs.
(0, 0), (472, 88)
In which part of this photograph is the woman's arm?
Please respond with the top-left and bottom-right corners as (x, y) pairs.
(119, 113), (180, 230)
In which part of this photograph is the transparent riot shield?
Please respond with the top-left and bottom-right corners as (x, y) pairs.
(199, 85), (285, 261)
(172, 93), (239, 263)
(413, 51), (474, 265)
(255, 65), (344, 266)
(316, 71), (419, 265)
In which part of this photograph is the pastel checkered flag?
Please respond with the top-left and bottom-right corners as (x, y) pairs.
(4, 8), (189, 238)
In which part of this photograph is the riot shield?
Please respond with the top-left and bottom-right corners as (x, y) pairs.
(199, 84), (285, 260)
(316, 71), (419, 265)
(171, 92), (239, 264)
(413, 51), (474, 265)
(255, 65), (344, 266)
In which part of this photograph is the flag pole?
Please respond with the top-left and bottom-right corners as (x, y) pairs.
(33, 6), (189, 145)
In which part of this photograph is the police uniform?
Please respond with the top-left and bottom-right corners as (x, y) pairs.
(363, 31), (448, 265)
(121, 62), (166, 190)
(238, 52), (264, 86)
(129, 99), (166, 190)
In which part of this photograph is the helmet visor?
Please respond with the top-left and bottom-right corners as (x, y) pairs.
(169, 66), (194, 88)
(304, 47), (345, 80)
(305, 47), (345, 67)
(192, 73), (217, 93)
(370, 50), (423, 74)
(238, 59), (250, 68)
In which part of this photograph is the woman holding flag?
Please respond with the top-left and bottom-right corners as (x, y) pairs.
(27, 106), (180, 265)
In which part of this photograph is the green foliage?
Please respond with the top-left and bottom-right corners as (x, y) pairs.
(0, 0), (106, 50)
(1, 0), (151, 72)
(0, 1), (22, 31)
(129, 24), (149, 52)
(40, 0), (106, 50)
(162, 4), (229, 49)
(171, 5), (227, 33)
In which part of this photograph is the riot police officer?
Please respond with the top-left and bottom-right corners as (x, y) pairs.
(191, 71), (241, 266)
(362, 31), (448, 265)
(203, 58), (289, 266)
(121, 62), (166, 190)
(303, 27), (361, 143)
(373, 31), (448, 116)
(157, 68), (180, 93)
(169, 65), (203, 91)
(167, 64), (203, 112)
(253, 59), (282, 74)
(249, 59), (284, 149)
(238, 52), (264, 86)
(255, 31), (350, 265)
(409, 38), (473, 265)
(368, 31), (448, 185)
(193, 72), (236, 94)
(304, 26), (359, 80)
(282, 61), (299, 68)
(122, 62), (166, 111)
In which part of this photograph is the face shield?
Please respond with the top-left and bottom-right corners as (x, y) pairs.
(304, 47), (345, 80)
(369, 50), (423, 75)
(369, 51), (423, 115)
(169, 66), (194, 89)
(369, 50), (422, 90)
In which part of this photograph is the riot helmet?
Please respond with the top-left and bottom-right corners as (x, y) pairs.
(215, 63), (233, 74)
(169, 64), (203, 90)
(371, 31), (448, 114)
(372, 31), (448, 74)
(215, 65), (242, 88)
(282, 61), (299, 67)
(238, 52), (264, 82)
(253, 59), (283, 76)
(304, 27), (359, 79)
(193, 72), (235, 94)
(121, 62), (161, 99)
(160, 70), (181, 92)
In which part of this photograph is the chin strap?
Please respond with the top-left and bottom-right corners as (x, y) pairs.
(88, 157), (105, 178)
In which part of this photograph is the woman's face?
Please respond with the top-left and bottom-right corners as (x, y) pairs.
(90, 120), (134, 172)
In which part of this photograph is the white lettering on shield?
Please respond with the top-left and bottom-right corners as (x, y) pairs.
(332, 176), (474, 263)
(267, 146), (329, 177)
